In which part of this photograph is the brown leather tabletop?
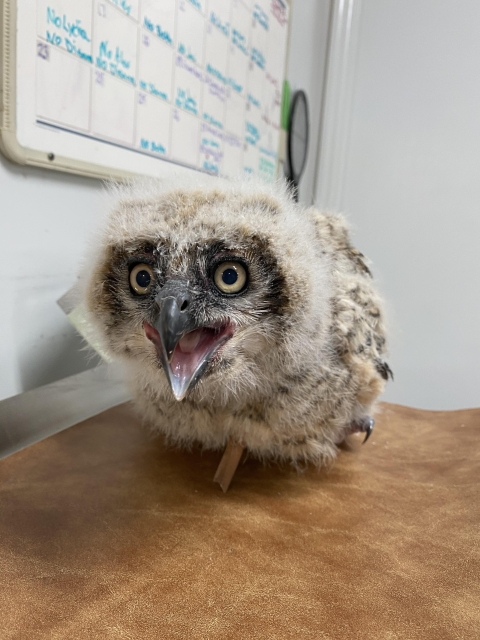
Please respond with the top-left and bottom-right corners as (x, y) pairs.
(0, 402), (479, 639)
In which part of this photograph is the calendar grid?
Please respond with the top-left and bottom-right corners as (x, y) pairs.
(35, 0), (289, 180)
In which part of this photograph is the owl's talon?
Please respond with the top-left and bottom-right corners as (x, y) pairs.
(362, 420), (374, 443)
(349, 417), (375, 443)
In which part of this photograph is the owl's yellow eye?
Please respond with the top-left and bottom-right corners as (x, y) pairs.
(214, 262), (247, 294)
(130, 263), (154, 295)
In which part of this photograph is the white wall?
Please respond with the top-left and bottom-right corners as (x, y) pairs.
(0, 1), (331, 402)
(286, 0), (331, 204)
(0, 156), (103, 400)
(317, 0), (480, 409)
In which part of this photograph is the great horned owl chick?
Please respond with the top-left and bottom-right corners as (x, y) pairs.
(84, 177), (391, 467)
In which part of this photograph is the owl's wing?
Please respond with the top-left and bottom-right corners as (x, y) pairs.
(309, 209), (393, 387)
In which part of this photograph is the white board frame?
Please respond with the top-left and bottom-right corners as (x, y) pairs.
(0, 0), (291, 181)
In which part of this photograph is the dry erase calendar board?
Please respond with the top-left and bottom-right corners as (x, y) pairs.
(0, 0), (290, 180)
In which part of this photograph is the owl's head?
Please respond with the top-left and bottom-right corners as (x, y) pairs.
(84, 177), (331, 404)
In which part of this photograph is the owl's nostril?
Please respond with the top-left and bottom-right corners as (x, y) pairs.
(180, 300), (189, 311)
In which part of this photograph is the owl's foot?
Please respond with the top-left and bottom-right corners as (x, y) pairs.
(349, 416), (375, 443)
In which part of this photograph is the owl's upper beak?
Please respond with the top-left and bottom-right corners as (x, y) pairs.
(144, 280), (234, 401)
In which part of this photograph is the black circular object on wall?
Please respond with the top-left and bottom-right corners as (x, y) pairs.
(286, 90), (309, 201)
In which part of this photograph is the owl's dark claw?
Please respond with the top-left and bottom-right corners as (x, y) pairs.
(350, 417), (375, 443)
(362, 419), (374, 443)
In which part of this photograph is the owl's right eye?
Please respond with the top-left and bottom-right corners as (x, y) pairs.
(129, 263), (154, 295)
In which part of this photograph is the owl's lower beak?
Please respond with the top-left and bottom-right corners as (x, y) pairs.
(144, 282), (234, 401)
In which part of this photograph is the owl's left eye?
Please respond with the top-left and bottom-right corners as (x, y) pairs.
(130, 263), (154, 295)
(214, 261), (247, 294)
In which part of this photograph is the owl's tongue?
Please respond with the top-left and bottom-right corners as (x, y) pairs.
(171, 328), (214, 377)
(177, 329), (203, 354)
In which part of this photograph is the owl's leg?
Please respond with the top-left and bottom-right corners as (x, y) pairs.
(349, 416), (375, 443)
(214, 440), (246, 493)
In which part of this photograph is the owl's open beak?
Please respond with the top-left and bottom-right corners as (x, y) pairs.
(144, 281), (234, 401)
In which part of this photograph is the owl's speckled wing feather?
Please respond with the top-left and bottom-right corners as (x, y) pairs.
(311, 209), (391, 386)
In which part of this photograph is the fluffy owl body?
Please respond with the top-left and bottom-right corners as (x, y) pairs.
(85, 177), (390, 467)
